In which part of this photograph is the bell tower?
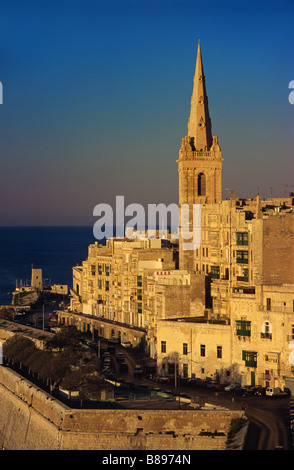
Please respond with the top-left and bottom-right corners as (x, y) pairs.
(177, 40), (223, 207)
(177, 41), (223, 270)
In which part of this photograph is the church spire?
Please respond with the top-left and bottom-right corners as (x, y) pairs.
(187, 40), (213, 151)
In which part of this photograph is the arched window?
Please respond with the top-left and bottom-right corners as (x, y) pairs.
(197, 172), (206, 196)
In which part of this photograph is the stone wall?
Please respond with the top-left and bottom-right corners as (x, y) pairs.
(0, 366), (244, 450)
(263, 212), (294, 285)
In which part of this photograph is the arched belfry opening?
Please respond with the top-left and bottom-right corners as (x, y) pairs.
(198, 172), (206, 196)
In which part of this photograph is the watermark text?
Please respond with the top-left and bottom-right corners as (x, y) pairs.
(93, 196), (201, 251)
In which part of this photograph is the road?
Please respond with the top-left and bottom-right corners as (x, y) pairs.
(243, 397), (291, 450)
(153, 382), (293, 450)
(106, 345), (293, 450)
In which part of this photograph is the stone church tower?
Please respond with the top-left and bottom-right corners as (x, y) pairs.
(178, 41), (223, 270)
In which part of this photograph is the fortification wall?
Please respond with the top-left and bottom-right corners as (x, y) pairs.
(0, 366), (244, 450)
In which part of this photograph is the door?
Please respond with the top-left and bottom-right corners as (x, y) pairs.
(251, 371), (255, 386)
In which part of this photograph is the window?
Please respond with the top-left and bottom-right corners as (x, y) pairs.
(197, 172), (206, 196)
(183, 343), (188, 355)
(210, 266), (220, 279)
(161, 341), (166, 353)
(137, 276), (142, 287)
(243, 268), (249, 282)
(236, 250), (249, 264)
(91, 265), (96, 276)
(266, 298), (271, 311)
(217, 346), (222, 359)
(236, 232), (249, 246)
(137, 303), (142, 314)
(200, 344), (205, 357)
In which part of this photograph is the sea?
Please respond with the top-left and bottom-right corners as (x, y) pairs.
(0, 226), (99, 306)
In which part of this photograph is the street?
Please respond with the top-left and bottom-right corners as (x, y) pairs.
(147, 380), (292, 450)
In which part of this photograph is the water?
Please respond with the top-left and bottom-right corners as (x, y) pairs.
(0, 226), (97, 306)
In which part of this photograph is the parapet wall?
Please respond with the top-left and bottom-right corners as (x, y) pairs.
(0, 366), (244, 450)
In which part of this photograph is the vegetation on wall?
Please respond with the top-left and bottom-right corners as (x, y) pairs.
(3, 326), (105, 401)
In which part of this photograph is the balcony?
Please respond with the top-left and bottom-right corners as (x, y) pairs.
(243, 351), (257, 368)
(259, 305), (294, 314)
(236, 320), (251, 337)
(261, 332), (272, 340)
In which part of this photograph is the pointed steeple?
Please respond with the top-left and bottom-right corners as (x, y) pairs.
(187, 40), (213, 151)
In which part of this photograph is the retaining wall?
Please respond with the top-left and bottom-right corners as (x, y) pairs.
(0, 366), (244, 450)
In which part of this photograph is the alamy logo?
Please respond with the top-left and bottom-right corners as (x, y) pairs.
(289, 80), (294, 105)
(93, 196), (201, 251)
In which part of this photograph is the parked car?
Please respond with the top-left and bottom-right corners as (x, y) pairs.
(115, 352), (125, 362)
(224, 384), (240, 392)
(119, 362), (128, 373)
(134, 365), (143, 376)
(245, 386), (260, 396)
(214, 383), (226, 391)
(206, 381), (218, 389)
(234, 387), (248, 396)
(107, 345), (116, 355)
(186, 378), (203, 387)
(266, 387), (288, 397)
(156, 376), (170, 383)
(254, 386), (267, 396)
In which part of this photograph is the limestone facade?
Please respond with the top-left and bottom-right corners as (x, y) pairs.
(68, 236), (177, 349)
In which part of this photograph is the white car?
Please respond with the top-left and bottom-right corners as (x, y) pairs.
(224, 384), (240, 392)
(266, 387), (287, 397)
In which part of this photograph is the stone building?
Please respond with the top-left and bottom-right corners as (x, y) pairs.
(62, 40), (294, 391)
(156, 41), (294, 389)
(67, 235), (178, 349)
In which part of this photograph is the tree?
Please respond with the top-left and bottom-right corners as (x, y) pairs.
(0, 307), (16, 321)
(46, 326), (83, 352)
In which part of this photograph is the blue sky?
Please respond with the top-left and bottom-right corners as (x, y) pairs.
(0, 0), (293, 225)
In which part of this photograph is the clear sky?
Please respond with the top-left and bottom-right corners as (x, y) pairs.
(0, 0), (293, 226)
